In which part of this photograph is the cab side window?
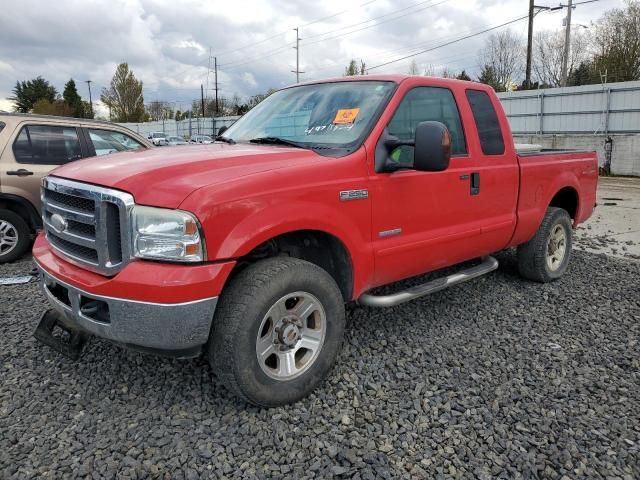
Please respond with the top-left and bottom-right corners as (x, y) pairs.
(88, 129), (144, 156)
(387, 87), (466, 166)
(13, 125), (82, 165)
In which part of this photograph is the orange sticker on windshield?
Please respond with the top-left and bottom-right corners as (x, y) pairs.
(334, 108), (360, 124)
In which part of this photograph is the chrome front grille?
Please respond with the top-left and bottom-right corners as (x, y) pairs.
(41, 177), (134, 276)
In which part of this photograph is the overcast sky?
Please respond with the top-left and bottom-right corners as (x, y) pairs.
(0, 0), (624, 116)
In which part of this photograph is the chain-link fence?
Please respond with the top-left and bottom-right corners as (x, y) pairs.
(118, 116), (240, 139)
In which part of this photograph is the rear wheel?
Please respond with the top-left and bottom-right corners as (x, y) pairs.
(208, 257), (345, 407)
(517, 207), (573, 283)
(0, 209), (31, 263)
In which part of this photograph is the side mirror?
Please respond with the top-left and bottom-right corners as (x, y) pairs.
(413, 121), (451, 172)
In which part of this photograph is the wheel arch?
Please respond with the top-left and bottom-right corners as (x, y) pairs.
(231, 228), (355, 302)
(0, 194), (41, 232)
(549, 186), (579, 220)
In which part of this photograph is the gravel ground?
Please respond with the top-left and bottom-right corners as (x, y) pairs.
(1, 250), (639, 479)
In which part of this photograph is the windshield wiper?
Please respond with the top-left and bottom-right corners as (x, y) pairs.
(215, 135), (236, 144)
(248, 137), (307, 149)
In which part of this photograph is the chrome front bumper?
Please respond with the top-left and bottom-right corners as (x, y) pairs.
(37, 266), (218, 354)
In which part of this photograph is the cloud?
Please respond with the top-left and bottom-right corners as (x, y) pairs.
(0, 0), (623, 113)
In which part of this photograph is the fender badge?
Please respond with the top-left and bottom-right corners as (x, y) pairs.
(339, 189), (369, 201)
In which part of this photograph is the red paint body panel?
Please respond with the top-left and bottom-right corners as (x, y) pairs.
(36, 75), (598, 303)
(33, 233), (235, 303)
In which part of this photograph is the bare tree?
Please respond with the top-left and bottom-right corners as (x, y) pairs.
(439, 67), (456, 79)
(592, 0), (640, 82)
(423, 64), (436, 76)
(478, 29), (523, 91)
(407, 59), (420, 75)
(533, 29), (591, 87)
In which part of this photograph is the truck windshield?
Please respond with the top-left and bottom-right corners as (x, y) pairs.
(221, 81), (396, 153)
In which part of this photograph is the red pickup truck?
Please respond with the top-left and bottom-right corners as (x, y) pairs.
(33, 75), (598, 406)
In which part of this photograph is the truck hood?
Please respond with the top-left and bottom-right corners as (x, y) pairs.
(51, 144), (323, 208)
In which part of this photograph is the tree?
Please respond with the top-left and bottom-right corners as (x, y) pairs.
(456, 70), (472, 81)
(146, 100), (174, 121)
(477, 65), (502, 91)
(63, 79), (84, 117)
(439, 68), (456, 79)
(408, 60), (420, 75)
(344, 59), (366, 76)
(567, 61), (599, 86)
(8, 77), (57, 113)
(32, 99), (74, 116)
(592, 0), (640, 82)
(100, 63), (145, 122)
(478, 29), (523, 92)
(533, 29), (590, 87)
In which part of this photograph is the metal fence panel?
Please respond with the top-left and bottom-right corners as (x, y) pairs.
(118, 116), (241, 140)
(498, 80), (640, 134)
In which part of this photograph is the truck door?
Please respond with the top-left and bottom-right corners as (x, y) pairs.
(463, 89), (518, 251)
(370, 86), (485, 286)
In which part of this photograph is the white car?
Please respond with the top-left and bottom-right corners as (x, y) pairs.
(189, 134), (213, 144)
(147, 132), (168, 146)
(167, 136), (187, 146)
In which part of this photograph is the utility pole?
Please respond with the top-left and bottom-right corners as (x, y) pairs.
(84, 80), (94, 118)
(525, 0), (535, 89)
(214, 56), (219, 116)
(201, 84), (205, 117)
(561, 0), (574, 87)
(291, 27), (304, 83)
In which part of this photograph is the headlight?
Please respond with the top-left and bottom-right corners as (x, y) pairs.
(131, 206), (204, 262)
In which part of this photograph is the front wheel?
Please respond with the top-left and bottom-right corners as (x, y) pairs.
(0, 209), (31, 263)
(517, 207), (573, 283)
(208, 257), (345, 407)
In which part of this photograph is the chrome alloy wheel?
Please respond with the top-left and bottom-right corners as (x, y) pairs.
(546, 224), (567, 272)
(256, 291), (327, 380)
(0, 220), (18, 257)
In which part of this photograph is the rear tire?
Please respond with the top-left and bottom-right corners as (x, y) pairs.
(0, 209), (31, 263)
(208, 257), (345, 407)
(517, 207), (573, 283)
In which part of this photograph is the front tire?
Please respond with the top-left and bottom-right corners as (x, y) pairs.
(0, 209), (31, 263)
(208, 257), (345, 407)
(517, 207), (573, 283)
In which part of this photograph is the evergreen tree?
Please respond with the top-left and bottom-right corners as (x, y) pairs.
(63, 79), (84, 117)
(8, 77), (57, 113)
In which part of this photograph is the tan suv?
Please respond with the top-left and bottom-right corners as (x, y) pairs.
(0, 113), (152, 263)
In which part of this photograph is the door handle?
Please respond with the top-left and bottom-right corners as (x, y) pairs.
(459, 172), (480, 195)
(7, 169), (34, 177)
(470, 172), (480, 196)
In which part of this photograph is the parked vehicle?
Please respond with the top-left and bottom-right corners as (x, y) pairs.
(147, 132), (168, 146)
(167, 135), (187, 146)
(33, 76), (598, 406)
(0, 113), (151, 263)
(189, 134), (212, 144)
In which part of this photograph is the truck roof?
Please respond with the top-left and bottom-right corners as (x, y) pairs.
(290, 74), (489, 91)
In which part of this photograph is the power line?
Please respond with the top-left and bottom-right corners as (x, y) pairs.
(367, 14), (530, 72)
(218, 0), (448, 71)
(213, 0), (378, 59)
(303, 0), (447, 44)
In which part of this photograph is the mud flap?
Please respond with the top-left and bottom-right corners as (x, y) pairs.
(33, 309), (90, 360)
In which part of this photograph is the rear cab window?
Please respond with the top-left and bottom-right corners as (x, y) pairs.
(13, 125), (82, 165)
(465, 89), (505, 155)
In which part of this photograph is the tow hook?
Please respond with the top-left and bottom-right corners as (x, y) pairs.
(33, 309), (89, 360)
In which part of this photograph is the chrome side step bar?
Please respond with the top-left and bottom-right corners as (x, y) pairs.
(358, 256), (499, 308)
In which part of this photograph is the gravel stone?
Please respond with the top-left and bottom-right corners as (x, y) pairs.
(0, 251), (639, 479)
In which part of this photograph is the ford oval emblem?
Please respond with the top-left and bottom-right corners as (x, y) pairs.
(50, 214), (68, 234)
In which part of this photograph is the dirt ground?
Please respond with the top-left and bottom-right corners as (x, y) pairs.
(575, 176), (640, 261)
